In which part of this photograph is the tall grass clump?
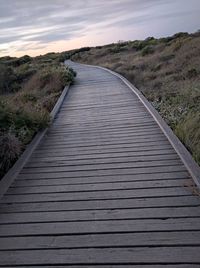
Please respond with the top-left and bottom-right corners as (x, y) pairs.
(175, 112), (200, 164)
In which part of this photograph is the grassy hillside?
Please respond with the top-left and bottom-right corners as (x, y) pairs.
(72, 31), (200, 165)
(0, 52), (76, 178)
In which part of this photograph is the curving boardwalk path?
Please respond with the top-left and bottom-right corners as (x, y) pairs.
(0, 61), (200, 267)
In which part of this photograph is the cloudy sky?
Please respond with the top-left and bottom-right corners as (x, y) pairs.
(0, 0), (200, 57)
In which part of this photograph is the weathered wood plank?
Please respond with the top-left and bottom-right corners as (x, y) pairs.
(0, 264), (199, 268)
(1, 231), (200, 250)
(48, 123), (158, 134)
(33, 138), (169, 152)
(1, 195), (199, 213)
(12, 171), (190, 187)
(1, 187), (192, 203)
(41, 132), (166, 146)
(46, 126), (162, 137)
(29, 149), (176, 163)
(0, 218), (200, 237)
(0, 207), (199, 224)
(0, 247), (200, 265)
(32, 144), (173, 158)
(25, 154), (179, 169)
(20, 160), (183, 174)
(8, 179), (188, 194)
(17, 165), (186, 179)
(22, 160), (182, 174)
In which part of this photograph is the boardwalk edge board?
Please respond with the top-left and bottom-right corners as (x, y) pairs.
(0, 85), (70, 200)
(65, 60), (200, 188)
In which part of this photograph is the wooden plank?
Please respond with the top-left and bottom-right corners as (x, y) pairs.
(32, 144), (173, 158)
(48, 124), (160, 135)
(0, 187), (192, 203)
(51, 117), (155, 125)
(17, 166), (187, 179)
(58, 101), (143, 109)
(34, 141), (171, 154)
(47, 125), (162, 136)
(1, 231), (200, 250)
(53, 117), (154, 125)
(0, 207), (199, 224)
(21, 160), (183, 174)
(34, 137), (169, 151)
(0, 247), (200, 265)
(8, 179), (188, 194)
(57, 110), (149, 119)
(47, 121), (156, 132)
(25, 154), (179, 169)
(0, 218), (200, 237)
(23, 157), (180, 171)
(48, 123), (158, 134)
(41, 132), (165, 145)
(0, 264), (199, 268)
(29, 148), (176, 163)
(12, 171), (190, 187)
(54, 112), (151, 119)
(1, 195), (199, 213)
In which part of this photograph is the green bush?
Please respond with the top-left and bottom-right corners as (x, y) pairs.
(0, 64), (18, 93)
(141, 45), (154, 56)
(0, 101), (50, 138)
(0, 132), (22, 177)
(131, 40), (146, 50)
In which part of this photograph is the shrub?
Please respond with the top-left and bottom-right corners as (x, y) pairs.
(172, 32), (189, 39)
(110, 46), (121, 53)
(1, 55), (32, 67)
(0, 64), (18, 93)
(187, 68), (198, 79)
(0, 54), (76, 179)
(0, 101), (50, 141)
(131, 40), (146, 50)
(141, 45), (154, 56)
(0, 132), (22, 177)
(21, 92), (38, 103)
(172, 40), (182, 51)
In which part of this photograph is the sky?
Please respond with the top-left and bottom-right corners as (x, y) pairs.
(0, 0), (200, 57)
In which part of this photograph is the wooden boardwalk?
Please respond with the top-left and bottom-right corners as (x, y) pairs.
(0, 60), (200, 267)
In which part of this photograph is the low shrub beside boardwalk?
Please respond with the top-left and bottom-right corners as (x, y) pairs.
(0, 53), (76, 178)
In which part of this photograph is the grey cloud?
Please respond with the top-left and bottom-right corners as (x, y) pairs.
(27, 29), (83, 44)
(107, 8), (200, 29)
(0, 0), (199, 56)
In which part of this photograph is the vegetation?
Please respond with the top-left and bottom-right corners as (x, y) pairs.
(72, 31), (200, 165)
(0, 53), (76, 178)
